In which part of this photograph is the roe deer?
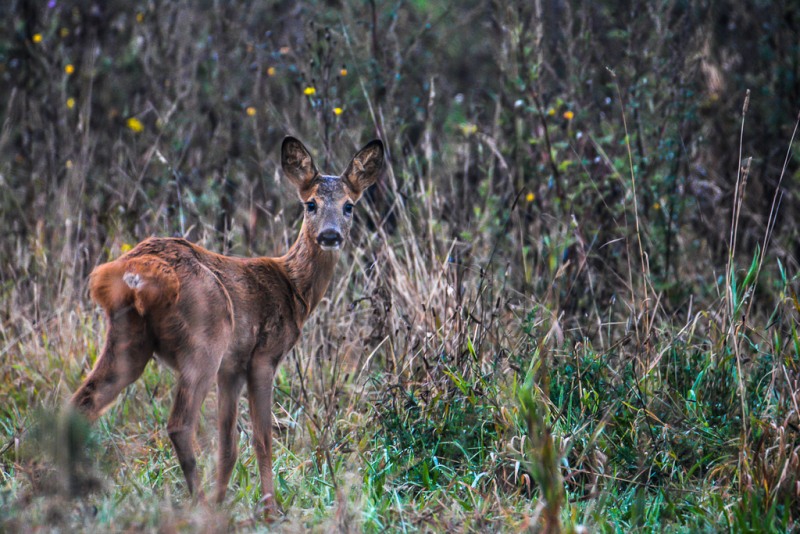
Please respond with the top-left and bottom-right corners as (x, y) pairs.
(70, 136), (384, 514)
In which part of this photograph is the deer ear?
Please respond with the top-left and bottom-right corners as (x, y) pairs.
(343, 139), (384, 198)
(281, 137), (318, 192)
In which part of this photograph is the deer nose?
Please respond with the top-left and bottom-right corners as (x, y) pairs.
(317, 229), (343, 249)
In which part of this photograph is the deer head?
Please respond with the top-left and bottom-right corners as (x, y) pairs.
(281, 137), (384, 251)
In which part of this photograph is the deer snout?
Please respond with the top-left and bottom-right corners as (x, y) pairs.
(317, 229), (343, 250)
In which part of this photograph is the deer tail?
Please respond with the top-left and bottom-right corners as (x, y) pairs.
(89, 254), (180, 315)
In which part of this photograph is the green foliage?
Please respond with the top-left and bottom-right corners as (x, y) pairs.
(368, 365), (500, 491)
(2, 0), (800, 531)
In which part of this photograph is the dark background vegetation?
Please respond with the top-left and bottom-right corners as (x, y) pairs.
(1, 0), (800, 531)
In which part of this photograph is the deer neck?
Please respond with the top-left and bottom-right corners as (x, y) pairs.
(280, 227), (339, 316)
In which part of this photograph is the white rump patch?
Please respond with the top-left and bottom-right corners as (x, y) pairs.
(123, 272), (142, 289)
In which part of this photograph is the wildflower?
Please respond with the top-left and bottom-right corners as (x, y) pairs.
(65, 64), (75, 75)
(563, 110), (574, 120)
(246, 106), (256, 116)
(653, 202), (661, 211)
(267, 66), (276, 76)
(340, 67), (348, 76)
(303, 86), (316, 96)
(121, 243), (133, 253)
(66, 97), (75, 109)
(65, 159), (73, 169)
(136, 12), (144, 23)
(333, 107), (343, 116)
(32, 33), (43, 44)
(60, 27), (69, 38)
(126, 117), (144, 133)
(525, 192), (535, 202)
(459, 123), (478, 136)
(547, 108), (555, 116)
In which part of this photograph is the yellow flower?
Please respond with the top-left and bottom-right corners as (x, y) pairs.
(65, 64), (75, 75)
(66, 97), (75, 109)
(267, 66), (276, 76)
(459, 123), (478, 136)
(136, 12), (144, 23)
(525, 192), (535, 202)
(65, 160), (73, 169)
(246, 106), (256, 116)
(126, 117), (144, 133)
(333, 107), (343, 116)
(653, 202), (661, 211)
(32, 33), (43, 44)
(60, 27), (69, 38)
(121, 243), (133, 253)
(303, 86), (316, 96)
(340, 68), (348, 76)
(547, 108), (555, 116)
(563, 110), (574, 120)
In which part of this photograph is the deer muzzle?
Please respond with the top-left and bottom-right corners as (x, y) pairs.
(316, 229), (343, 250)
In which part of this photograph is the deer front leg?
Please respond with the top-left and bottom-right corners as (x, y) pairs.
(71, 308), (153, 421)
(247, 357), (277, 516)
(214, 369), (246, 504)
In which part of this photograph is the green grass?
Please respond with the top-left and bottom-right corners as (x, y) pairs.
(3, 279), (799, 532)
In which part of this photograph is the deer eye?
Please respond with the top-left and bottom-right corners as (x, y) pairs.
(343, 202), (354, 216)
(305, 201), (317, 213)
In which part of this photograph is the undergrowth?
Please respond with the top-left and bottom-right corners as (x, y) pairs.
(2, 0), (800, 532)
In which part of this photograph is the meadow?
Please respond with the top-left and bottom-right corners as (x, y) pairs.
(1, 1), (800, 532)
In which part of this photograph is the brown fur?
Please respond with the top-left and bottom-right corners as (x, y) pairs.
(89, 254), (180, 315)
(70, 137), (383, 517)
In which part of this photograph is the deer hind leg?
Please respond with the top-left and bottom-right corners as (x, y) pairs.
(246, 357), (277, 515)
(166, 364), (218, 499)
(71, 308), (153, 421)
(214, 368), (246, 504)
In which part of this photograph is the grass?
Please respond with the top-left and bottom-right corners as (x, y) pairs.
(3, 0), (800, 532)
